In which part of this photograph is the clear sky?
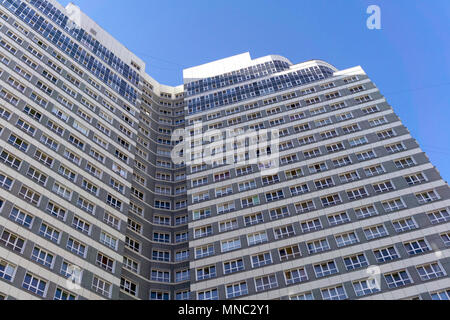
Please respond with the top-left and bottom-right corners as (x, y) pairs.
(60, 0), (450, 182)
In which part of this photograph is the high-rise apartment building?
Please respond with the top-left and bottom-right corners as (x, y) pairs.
(0, 0), (448, 301)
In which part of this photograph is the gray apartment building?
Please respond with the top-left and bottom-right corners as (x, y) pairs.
(0, 0), (448, 301)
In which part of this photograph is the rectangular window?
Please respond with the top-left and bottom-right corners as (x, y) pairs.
(255, 274), (278, 291)
(384, 270), (412, 288)
(314, 260), (338, 278)
(343, 253), (368, 270)
(22, 273), (47, 297)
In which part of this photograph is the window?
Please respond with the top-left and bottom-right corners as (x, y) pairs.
(175, 270), (190, 282)
(107, 194), (123, 211)
(430, 290), (450, 300)
(16, 118), (35, 135)
(224, 259), (244, 274)
(123, 257), (139, 273)
(385, 143), (405, 154)
(279, 245), (301, 261)
(53, 183), (72, 200)
(428, 209), (450, 224)
(100, 232), (118, 250)
(265, 190), (284, 202)
(343, 253), (368, 270)
(326, 142), (345, 153)
(355, 205), (378, 219)
(416, 262), (445, 281)
(151, 270), (170, 282)
(54, 288), (76, 300)
(340, 171), (360, 183)
(395, 157), (415, 169)
(242, 195), (260, 207)
(194, 225), (213, 239)
(353, 279), (380, 297)
(198, 289), (218, 300)
(92, 277), (111, 298)
(356, 150), (376, 161)
(373, 246), (399, 263)
(298, 135), (315, 146)
(152, 250), (170, 262)
(31, 246), (54, 268)
(392, 218), (417, 233)
(22, 273), (47, 297)
(9, 207), (33, 228)
(321, 194), (342, 207)
(64, 150), (80, 165)
(244, 212), (264, 226)
(77, 197), (95, 215)
(247, 231), (268, 246)
(295, 200), (315, 213)
(321, 285), (347, 300)
(384, 270), (412, 288)
(67, 238), (86, 258)
(364, 165), (385, 177)
(314, 260), (338, 278)
(335, 232), (358, 247)
(377, 129), (396, 140)
(40, 135), (58, 151)
(217, 202), (235, 214)
(8, 134), (29, 151)
(364, 225), (388, 240)
(274, 225), (295, 239)
(150, 291), (169, 300)
(97, 253), (115, 272)
(251, 252), (272, 268)
(219, 219), (238, 232)
(373, 180), (395, 193)
(175, 250), (189, 262)
(307, 238), (330, 254)
(349, 136), (368, 147)
(60, 261), (82, 283)
(46, 202), (66, 220)
(405, 173), (427, 185)
(104, 212), (120, 230)
(47, 120), (64, 136)
(382, 198), (406, 212)
(221, 238), (241, 252)
(301, 219), (322, 233)
(195, 245), (214, 259)
(0, 260), (16, 281)
(197, 265), (216, 281)
(255, 274), (278, 291)
(346, 187), (368, 200)
(416, 190), (439, 204)
(153, 233), (170, 244)
(342, 123), (360, 134)
(404, 239), (430, 255)
(39, 223), (60, 243)
(285, 268), (308, 285)
(19, 186), (41, 205)
(270, 206), (290, 220)
(328, 212), (350, 226)
(303, 148), (320, 159)
(290, 292), (314, 300)
(226, 282), (248, 298)
(262, 175), (280, 186)
(0, 150), (21, 170)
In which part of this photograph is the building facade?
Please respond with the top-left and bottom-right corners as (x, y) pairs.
(0, 0), (448, 301)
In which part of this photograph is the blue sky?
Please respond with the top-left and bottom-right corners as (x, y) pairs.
(60, 0), (450, 181)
